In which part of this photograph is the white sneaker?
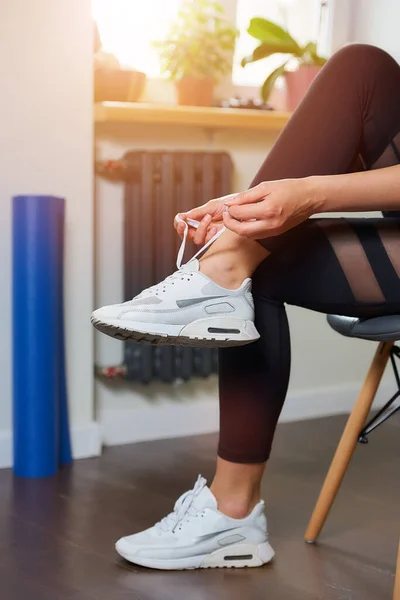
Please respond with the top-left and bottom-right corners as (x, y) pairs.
(91, 217), (259, 347)
(91, 259), (258, 347)
(115, 476), (274, 570)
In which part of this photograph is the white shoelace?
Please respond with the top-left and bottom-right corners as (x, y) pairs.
(155, 475), (207, 534)
(175, 216), (226, 269)
(131, 216), (226, 300)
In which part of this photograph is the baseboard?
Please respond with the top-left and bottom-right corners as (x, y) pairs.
(280, 381), (392, 422)
(99, 381), (395, 447)
(0, 421), (102, 470)
(101, 399), (220, 446)
(1, 381), (394, 463)
(0, 431), (12, 470)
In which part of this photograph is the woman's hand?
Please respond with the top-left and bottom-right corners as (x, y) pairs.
(174, 194), (235, 246)
(223, 177), (322, 239)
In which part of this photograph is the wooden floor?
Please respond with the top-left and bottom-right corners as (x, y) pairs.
(0, 415), (398, 600)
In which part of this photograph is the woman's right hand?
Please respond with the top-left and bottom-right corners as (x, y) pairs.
(174, 194), (234, 246)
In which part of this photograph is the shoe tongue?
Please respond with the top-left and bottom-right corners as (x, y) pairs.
(192, 485), (218, 511)
(180, 258), (200, 272)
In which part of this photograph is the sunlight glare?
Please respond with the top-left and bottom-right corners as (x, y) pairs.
(92, 0), (181, 75)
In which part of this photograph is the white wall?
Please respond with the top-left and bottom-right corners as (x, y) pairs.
(95, 123), (394, 446)
(0, 0), (100, 467)
(351, 0), (400, 61)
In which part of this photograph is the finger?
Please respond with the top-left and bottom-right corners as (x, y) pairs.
(228, 202), (267, 221)
(208, 192), (237, 204)
(223, 211), (270, 238)
(225, 183), (269, 207)
(205, 226), (218, 243)
(193, 214), (211, 245)
(176, 222), (186, 239)
(184, 196), (230, 221)
(182, 203), (211, 222)
(174, 213), (189, 230)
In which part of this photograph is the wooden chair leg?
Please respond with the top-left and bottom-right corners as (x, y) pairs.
(305, 341), (393, 543)
(394, 539), (400, 600)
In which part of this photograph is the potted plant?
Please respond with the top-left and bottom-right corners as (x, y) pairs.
(93, 21), (146, 103)
(242, 18), (327, 110)
(154, 0), (238, 107)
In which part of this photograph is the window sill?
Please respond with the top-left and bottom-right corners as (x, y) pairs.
(94, 102), (291, 132)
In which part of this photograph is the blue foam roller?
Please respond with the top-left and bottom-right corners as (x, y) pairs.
(13, 195), (66, 477)
(56, 204), (72, 466)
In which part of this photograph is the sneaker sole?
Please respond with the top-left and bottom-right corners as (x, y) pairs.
(116, 540), (275, 570)
(91, 316), (260, 348)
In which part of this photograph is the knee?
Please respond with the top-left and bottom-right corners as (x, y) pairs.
(327, 43), (397, 77)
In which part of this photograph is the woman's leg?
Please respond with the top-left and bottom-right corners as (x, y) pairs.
(201, 43), (400, 288)
(210, 43), (400, 516)
(215, 215), (400, 514)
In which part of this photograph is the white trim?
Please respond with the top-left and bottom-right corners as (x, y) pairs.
(101, 399), (219, 447)
(0, 431), (12, 470)
(99, 381), (394, 447)
(327, 0), (355, 52)
(0, 421), (102, 470)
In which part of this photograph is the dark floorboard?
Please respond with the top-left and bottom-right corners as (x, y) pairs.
(0, 415), (398, 599)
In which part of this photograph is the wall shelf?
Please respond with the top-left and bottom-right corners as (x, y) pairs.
(94, 102), (291, 132)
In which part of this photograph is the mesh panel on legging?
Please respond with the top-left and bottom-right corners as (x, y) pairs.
(217, 43), (400, 464)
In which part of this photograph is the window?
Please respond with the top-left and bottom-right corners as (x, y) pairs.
(93, 0), (329, 85)
(92, 0), (181, 76)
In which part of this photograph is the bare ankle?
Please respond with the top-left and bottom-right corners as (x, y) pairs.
(212, 491), (261, 520)
(199, 255), (245, 289)
(210, 456), (266, 519)
(198, 230), (269, 289)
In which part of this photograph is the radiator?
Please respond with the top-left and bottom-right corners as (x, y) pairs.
(97, 150), (233, 383)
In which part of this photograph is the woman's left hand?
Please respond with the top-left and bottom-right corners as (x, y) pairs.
(223, 177), (322, 239)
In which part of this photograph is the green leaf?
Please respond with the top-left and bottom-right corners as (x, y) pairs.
(312, 55), (327, 66)
(241, 40), (302, 67)
(153, 0), (237, 82)
(248, 18), (300, 48)
(261, 62), (288, 102)
(302, 41), (327, 66)
(303, 41), (317, 56)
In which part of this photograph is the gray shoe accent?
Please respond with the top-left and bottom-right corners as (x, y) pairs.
(128, 296), (162, 306)
(176, 295), (227, 308)
(205, 302), (235, 314)
(201, 281), (237, 296)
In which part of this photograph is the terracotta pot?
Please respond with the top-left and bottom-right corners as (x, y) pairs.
(284, 65), (321, 111)
(94, 68), (146, 103)
(175, 76), (215, 107)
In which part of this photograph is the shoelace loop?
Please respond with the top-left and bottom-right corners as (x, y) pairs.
(129, 216), (226, 300)
(175, 216), (226, 269)
(155, 475), (206, 534)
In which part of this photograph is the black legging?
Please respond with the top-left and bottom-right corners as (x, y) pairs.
(218, 43), (400, 464)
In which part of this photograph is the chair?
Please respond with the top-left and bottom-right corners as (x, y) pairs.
(395, 540), (400, 600)
(304, 315), (400, 598)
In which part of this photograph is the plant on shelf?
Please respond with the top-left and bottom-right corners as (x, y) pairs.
(154, 0), (238, 107)
(242, 18), (327, 110)
(93, 21), (146, 103)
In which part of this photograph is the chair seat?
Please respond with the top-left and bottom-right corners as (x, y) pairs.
(327, 314), (400, 341)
